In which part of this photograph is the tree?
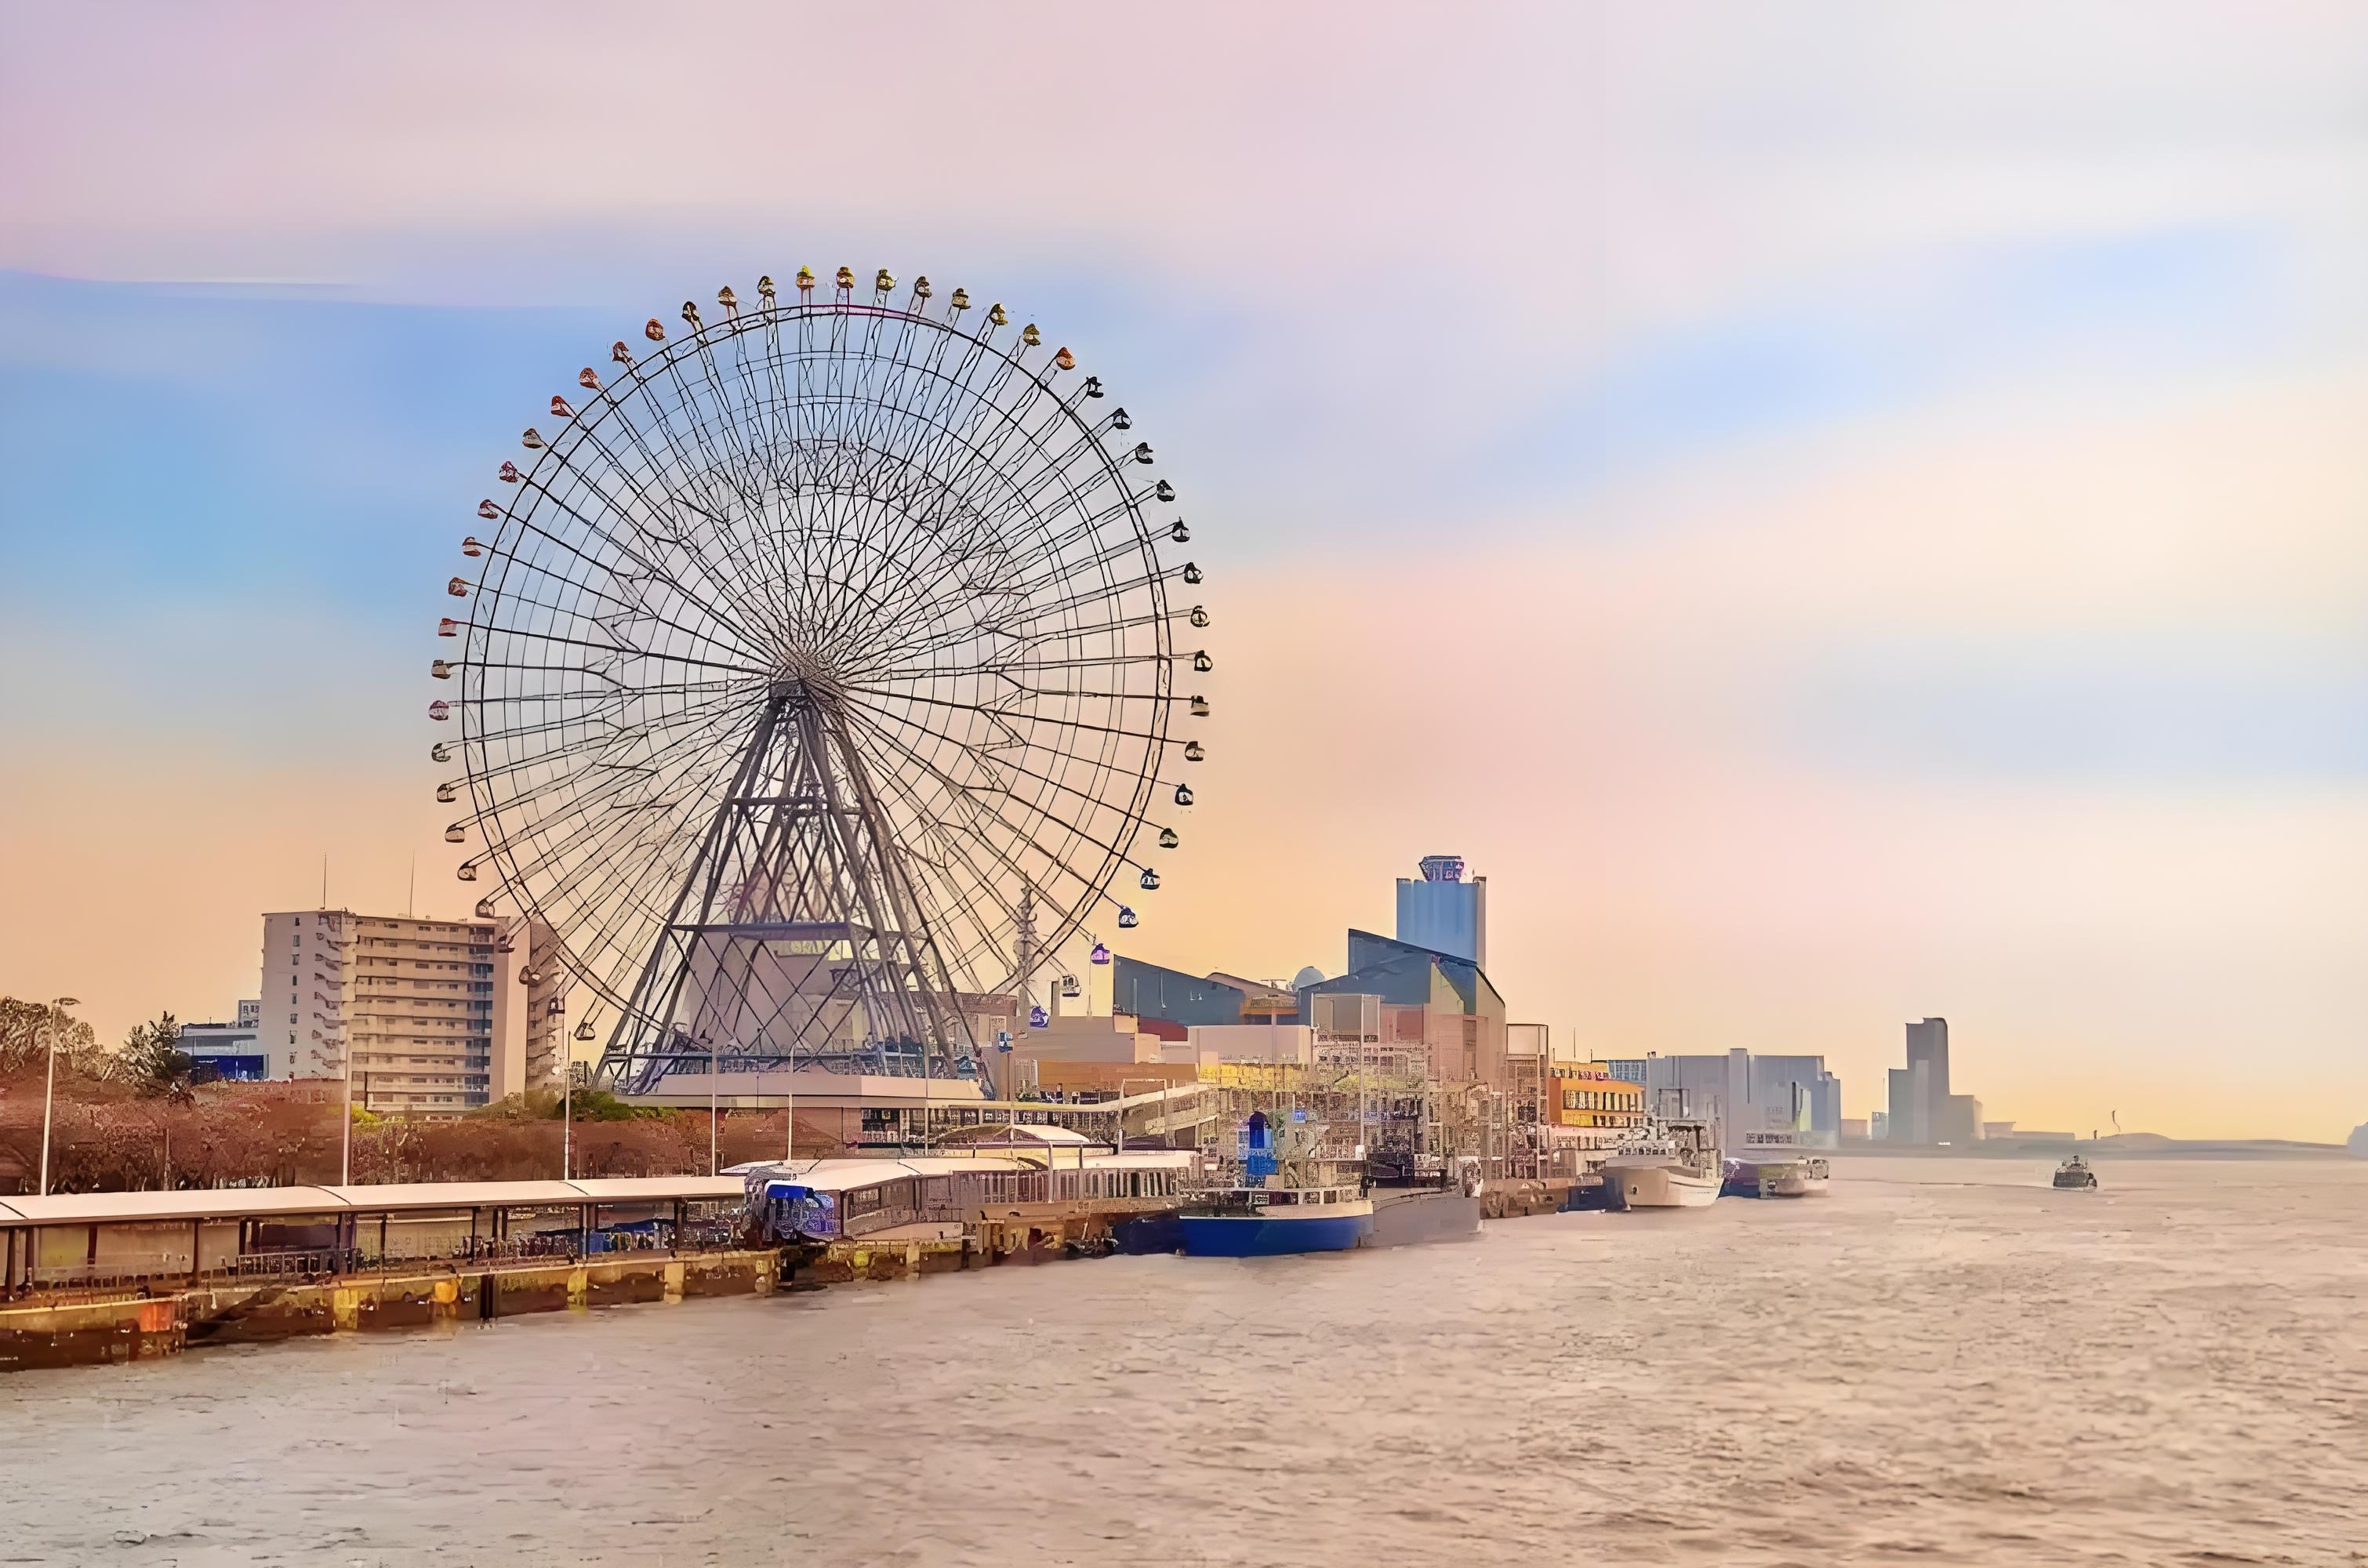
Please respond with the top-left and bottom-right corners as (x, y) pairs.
(121, 1012), (196, 1099)
(0, 997), (103, 1081)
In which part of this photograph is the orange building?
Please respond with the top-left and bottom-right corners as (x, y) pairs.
(1545, 1063), (1647, 1148)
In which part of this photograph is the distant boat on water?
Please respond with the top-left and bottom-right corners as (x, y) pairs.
(2053, 1155), (2099, 1190)
(1722, 1151), (1832, 1199)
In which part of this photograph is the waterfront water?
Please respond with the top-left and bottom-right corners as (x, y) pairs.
(5, 1156), (2364, 1566)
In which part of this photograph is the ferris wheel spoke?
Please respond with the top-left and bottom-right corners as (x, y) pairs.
(846, 743), (1120, 980)
(570, 362), (808, 648)
(819, 387), (1128, 653)
(833, 686), (1158, 876)
(485, 733), (732, 915)
(528, 385), (755, 588)
(566, 423), (795, 655)
(833, 699), (1121, 925)
(459, 681), (761, 806)
(502, 457), (777, 664)
(467, 545), (772, 673)
(787, 332), (1075, 600)
(834, 741), (1030, 983)
(458, 633), (771, 679)
(857, 649), (1169, 685)
(838, 681), (1180, 750)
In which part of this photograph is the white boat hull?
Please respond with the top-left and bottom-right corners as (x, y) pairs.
(1606, 1163), (1720, 1209)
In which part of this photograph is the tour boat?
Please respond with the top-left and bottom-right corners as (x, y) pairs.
(1603, 1160), (1721, 1209)
(2053, 1155), (2098, 1190)
(1721, 1151), (1832, 1199)
(1721, 1156), (1811, 1199)
(1177, 1185), (1375, 1255)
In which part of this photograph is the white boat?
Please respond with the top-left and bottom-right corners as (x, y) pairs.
(1722, 1150), (1832, 1199)
(1603, 1160), (1722, 1208)
(1601, 1118), (1722, 1210)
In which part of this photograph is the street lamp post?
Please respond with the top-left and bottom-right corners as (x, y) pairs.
(37, 996), (80, 1197)
(706, 1035), (718, 1177)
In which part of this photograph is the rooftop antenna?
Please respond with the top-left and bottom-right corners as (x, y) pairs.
(407, 851), (417, 919)
(320, 852), (329, 909)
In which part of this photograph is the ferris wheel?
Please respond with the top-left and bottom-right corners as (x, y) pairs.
(427, 267), (1209, 1091)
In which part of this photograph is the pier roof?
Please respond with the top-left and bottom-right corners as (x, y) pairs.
(0, 1176), (750, 1228)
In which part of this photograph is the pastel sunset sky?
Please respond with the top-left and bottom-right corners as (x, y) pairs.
(2, 4), (2363, 1138)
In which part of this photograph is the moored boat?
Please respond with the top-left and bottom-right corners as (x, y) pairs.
(1361, 1158), (1485, 1247)
(1179, 1107), (1375, 1256)
(1721, 1156), (1811, 1199)
(1602, 1119), (1722, 1210)
(1177, 1186), (1374, 1255)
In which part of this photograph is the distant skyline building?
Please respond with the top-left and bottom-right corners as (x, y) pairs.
(1887, 1062), (1928, 1143)
(180, 1004), (267, 1080)
(1603, 1050), (1843, 1152)
(1883, 1018), (1983, 1144)
(1394, 855), (1487, 968)
(1945, 1094), (1983, 1146)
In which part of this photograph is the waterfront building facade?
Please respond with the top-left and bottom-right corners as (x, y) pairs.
(1108, 956), (1247, 1030)
(1203, 971), (1299, 1021)
(1185, 1023), (1317, 1067)
(1393, 855), (1487, 967)
(1543, 1062), (1647, 1149)
(1298, 931), (1509, 1087)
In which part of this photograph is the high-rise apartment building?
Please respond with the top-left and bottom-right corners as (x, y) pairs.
(259, 909), (561, 1114)
(1394, 855), (1487, 967)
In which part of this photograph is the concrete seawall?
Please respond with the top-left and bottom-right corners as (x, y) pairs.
(0, 1250), (780, 1373)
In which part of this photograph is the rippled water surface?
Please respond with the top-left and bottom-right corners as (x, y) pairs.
(6, 1157), (2366, 1566)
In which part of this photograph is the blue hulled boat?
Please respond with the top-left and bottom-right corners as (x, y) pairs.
(1177, 1187), (1375, 1256)
(1179, 1108), (1375, 1256)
